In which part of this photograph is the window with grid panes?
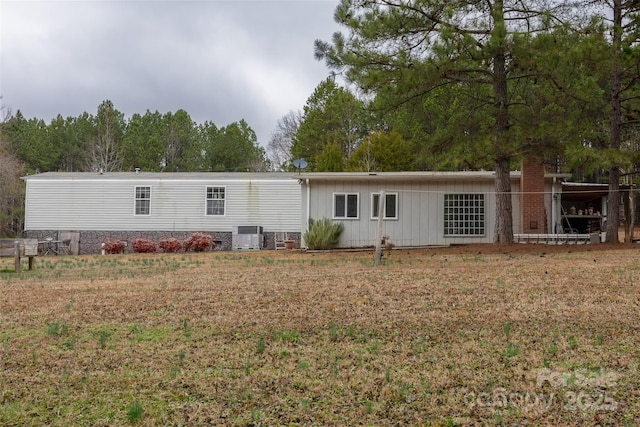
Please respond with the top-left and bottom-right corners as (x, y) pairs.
(134, 186), (151, 216)
(206, 186), (225, 215)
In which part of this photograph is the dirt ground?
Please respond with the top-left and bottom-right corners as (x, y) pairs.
(1, 243), (639, 426)
(367, 241), (636, 257)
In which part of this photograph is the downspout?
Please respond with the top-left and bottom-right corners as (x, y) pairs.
(304, 178), (310, 248)
(22, 177), (29, 232)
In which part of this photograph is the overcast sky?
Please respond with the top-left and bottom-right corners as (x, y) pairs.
(0, 0), (341, 146)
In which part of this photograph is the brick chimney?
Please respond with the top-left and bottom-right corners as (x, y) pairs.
(520, 156), (546, 233)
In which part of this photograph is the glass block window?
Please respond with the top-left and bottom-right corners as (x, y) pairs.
(444, 193), (485, 236)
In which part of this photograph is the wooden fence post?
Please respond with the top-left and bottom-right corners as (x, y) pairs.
(374, 191), (386, 266)
(14, 241), (21, 273)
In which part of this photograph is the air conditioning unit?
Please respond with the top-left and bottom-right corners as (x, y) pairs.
(232, 226), (263, 250)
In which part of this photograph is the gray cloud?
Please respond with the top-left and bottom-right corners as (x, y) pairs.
(0, 0), (341, 145)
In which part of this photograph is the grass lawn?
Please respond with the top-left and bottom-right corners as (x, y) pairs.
(1, 245), (639, 426)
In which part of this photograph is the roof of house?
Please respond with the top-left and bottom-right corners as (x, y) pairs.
(22, 172), (297, 181)
(562, 181), (631, 202)
(22, 170), (572, 183)
(295, 171), (571, 182)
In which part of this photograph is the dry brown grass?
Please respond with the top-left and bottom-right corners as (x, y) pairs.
(1, 245), (639, 426)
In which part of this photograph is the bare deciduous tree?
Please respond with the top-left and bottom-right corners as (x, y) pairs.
(0, 108), (26, 235)
(85, 134), (124, 172)
(0, 96), (11, 122)
(84, 100), (124, 172)
(267, 110), (302, 171)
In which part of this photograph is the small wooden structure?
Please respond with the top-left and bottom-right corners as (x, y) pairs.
(0, 239), (38, 272)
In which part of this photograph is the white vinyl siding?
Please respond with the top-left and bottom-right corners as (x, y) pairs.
(23, 173), (301, 233)
(444, 193), (485, 236)
(334, 193), (359, 219)
(371, 193), (398, 220)
(206, 186), (225, 216)
(135, 186), (151, 216)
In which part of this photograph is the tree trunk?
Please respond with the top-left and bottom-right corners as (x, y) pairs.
(491, 0), (513, 244)
(607, 168), (621, 243)
(494, 157), (514, 244)
(607, 0), (623, 244)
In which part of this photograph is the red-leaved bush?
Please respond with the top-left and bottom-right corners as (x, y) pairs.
(159, 238), (182, 253)
(184, 232), (213, 252)
(102, 239), (126, 254)
(132, 238), (156, 253)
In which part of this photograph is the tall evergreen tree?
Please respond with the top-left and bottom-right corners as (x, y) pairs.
(347, 130), (415, 171)
(203, 119), (268, 172)
(63, 113), (96, 172)
(315, 0), (570, 243)
(122, 110), (165, 171)
(602, 0), (640, 242)
(292, 78), (367, 171)
(4, 111), (57, 172)
(161, 109), (199, 172)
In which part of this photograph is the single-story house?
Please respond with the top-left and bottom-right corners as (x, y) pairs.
(22, 159), (581, 253)
(22, 172), (302, 254)
(297, 158), (570, 248)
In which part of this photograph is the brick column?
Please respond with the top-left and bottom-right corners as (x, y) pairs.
(520, 157), (546, 233)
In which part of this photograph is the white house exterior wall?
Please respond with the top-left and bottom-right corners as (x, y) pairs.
(23, 171), (566, 252)
(300, 176), (541, 248)
(24, 173), (301, 233)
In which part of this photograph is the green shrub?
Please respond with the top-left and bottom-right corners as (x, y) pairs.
(303, 217), (344, 250)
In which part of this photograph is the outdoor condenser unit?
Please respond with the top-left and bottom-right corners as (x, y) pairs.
(232, 226), (263, 250)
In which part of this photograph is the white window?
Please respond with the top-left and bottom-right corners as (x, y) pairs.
(206, 186), (225, 216)
(134, 186), (151, 216)
(334, 193), (359, 219)
(371, 193), (398, 220)
(444, 194), (485, 236)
